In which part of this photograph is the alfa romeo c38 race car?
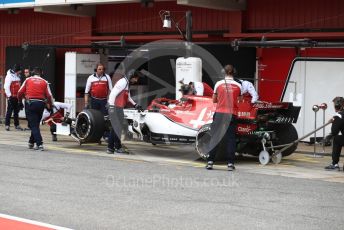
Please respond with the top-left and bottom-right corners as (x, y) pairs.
(70, 93), (300, 164)
(122, 95), (301, 164)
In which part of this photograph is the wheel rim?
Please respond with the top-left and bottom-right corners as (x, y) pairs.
(196, 125), (211, 160)
(75, 112), (91, 140)
(259, 150), (270, 165)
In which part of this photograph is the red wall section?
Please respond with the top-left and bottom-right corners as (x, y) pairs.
(95, 1), (242, 34)
(258, 48), (296, 101)
(0, 9), (92, 76)
(245, 0), (344, 31)
(258, 48), (344, 101)
(0, 9), (92, 101)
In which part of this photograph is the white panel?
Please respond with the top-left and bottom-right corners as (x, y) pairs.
(65, 52), (77, 118)
(76, 53), (100, 74)
(35, 0), (65, 5)
(175, 57), (202, 100)
(282, 59), (344, 141)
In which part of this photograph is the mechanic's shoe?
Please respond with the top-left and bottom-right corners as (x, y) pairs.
(115, 148), (129, 154)
(227, 163), (236, 171)
(15, 125), (23, 131)
(52, 135), (57, 142)
(5, 126), (10, 131)
(28, 143), (34, 149)
(205, 161), (213, 170)
(324, 163), (340, 170)
(34, 145), (44, 151)
(107, 148), (115, 154)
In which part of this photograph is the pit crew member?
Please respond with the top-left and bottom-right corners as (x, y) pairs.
(325, 97), (344, 171)
(206, 64), (242, 171)
(107, 69), (142, 154)
(18, 67), (53, 151)
(84, 63), (112, 114)
(42, 101), (72, 142)
(4, 64), (23, 131)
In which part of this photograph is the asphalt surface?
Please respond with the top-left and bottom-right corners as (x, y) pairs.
(0, 125), (344, 230)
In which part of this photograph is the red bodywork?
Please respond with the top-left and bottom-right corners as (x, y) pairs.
(147, 95), (293, 135)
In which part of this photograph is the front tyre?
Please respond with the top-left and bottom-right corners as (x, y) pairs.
(75, 109), (105, 143)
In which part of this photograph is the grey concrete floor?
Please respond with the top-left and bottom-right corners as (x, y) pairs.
(0, 124), (343, 230)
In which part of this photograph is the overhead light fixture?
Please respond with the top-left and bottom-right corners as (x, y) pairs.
(7, 8), (19, 14)
(141, 0), (154, 8)
(159, 10), (192, 42)
(163, 13), (171, 29)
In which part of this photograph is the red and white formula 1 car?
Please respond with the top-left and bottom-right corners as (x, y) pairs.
(123, 95), (301, 164)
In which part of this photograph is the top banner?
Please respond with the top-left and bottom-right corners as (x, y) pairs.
(0, 0), (137, 8)
(1, 0), (33, 3)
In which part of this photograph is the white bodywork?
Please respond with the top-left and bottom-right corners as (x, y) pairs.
(124, 109), (198, 140)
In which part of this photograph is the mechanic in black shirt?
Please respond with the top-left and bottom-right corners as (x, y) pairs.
(325, 96), (344, 171)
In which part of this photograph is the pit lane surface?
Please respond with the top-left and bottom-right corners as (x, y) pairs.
(1, 126), (344, 229)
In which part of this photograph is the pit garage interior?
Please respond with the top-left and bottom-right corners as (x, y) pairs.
(1, 0), (344, 141)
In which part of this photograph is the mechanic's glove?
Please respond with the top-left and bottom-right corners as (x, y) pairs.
(134, 104), (144, 112)
(63, 112), (72, 124)
(65, 112), (70, 118)
(18, 101), (24, 111)
(325, 134), (333, 144)
(107, 104), (115, 114)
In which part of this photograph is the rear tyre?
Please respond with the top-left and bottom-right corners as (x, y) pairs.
(75, 109), (105, 143)
(196, 124), (212, 160)
(196, 124), (230, 161)
(273, 123), (298, 157)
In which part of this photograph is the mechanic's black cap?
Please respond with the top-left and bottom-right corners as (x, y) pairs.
(12, 64), (22, 72)
(127, 69), (141, 79)
(333, 96), (344, 110)
(179, 84), (191, 94)
(32, 67), (42, 76)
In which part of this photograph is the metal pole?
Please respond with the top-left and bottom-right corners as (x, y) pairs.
(310, 105), (323, 158)
(322, 108), (326, 153)
(320, 103), (328, 153)
(186, 11), (192, 42)
(314, 110), (317, 156)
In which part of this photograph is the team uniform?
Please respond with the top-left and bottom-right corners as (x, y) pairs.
(18, 75), (53, 150)
(235, 79), (259, 103)
(42, 102), (72, 141)
(4, 69), (22, 130)
(85, 73), (112, 115)
(207, 77), (242, 169)
(107, 77), (137, 153)
(193, 82), (214, 97)
(325, 111), (344, 170)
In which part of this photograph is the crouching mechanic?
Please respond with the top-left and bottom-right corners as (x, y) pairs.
(325, 97), (344, 171)
(18, 67), (53, 151)
(42, 102), (72, 141)
(107, 70), (142, 154)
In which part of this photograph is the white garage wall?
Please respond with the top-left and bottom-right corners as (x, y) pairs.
(282, 58), (344, 141)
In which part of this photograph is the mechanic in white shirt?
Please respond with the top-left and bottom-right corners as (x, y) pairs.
(4, 64), (23, 131)
(236, 79), (259, 103)
(107, 69), (142, 154)
(84, 63), (112, 115)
